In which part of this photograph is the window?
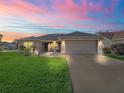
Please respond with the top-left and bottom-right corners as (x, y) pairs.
(24, 42), (33, 48)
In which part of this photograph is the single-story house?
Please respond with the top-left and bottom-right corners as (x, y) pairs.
(2, 42), (17, 50)
(0, 42), (17, 50)
(17, 31), (102, 55)
(0, 43), (4, 50)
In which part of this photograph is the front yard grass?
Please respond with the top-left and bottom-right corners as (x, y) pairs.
(105, 54), (124, 61)
(0, 52), (73, 93)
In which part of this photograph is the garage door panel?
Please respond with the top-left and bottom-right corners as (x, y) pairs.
(65, 40), (97, 55)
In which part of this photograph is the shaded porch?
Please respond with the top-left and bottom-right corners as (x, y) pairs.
(42, 41), (61, 53)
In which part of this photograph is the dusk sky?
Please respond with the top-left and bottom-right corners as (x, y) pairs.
(0, 0), (124, 42)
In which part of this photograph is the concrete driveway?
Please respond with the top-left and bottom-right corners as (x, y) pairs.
(66, 55), (124, 93)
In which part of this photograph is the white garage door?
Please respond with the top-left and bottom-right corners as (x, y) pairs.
(65, 40), (97, 55)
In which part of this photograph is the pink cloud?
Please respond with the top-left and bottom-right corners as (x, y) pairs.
(104, 0), (119, 14)
(12, 0), (47, 14)
(89, 2), (102, 12)
(0, 0), (49, 23)
(0, 0), (121, 31)
(82, 0), (88, 16)
(0, 0), (92, 28)
(52, 0), (90, 21)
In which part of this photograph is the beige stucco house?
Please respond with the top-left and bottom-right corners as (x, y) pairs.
(17, 31), (101, 55)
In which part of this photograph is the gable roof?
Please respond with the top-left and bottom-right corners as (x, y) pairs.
(66, 31), (96, 36)
(17, 36), (39, 41)
(17, 31), (98, 41)
(59, 31), (98, 40)
(112, 31), (124, 40)
(37, 34), (65, 41)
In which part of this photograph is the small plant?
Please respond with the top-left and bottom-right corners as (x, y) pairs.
(24, 48), (31, 56)
(31, 46), (37, 53)
(31, 46), (37, 51)
(103, 48), (111, 54)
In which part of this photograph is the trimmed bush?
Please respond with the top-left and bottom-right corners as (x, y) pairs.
(24, 48), (31, 56)
(18, 46), (31, 56)
(103, 48), (111, 54)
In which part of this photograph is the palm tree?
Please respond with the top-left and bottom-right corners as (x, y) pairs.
(0, 34), (3, 42)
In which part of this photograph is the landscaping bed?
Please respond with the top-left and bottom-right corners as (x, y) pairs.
(105, 54), (124, 61)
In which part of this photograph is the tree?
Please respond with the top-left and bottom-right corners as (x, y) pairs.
(0, 34), (3, 42)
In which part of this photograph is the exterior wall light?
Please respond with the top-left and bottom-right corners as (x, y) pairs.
(98, 40), (103, 46)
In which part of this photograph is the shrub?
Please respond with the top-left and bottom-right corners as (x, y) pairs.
(24, 48), (31, 56)
(111, 44), (124, 55)
(31, 46), (37, 54)
(18, 45), (26, 54)
(103, 48), (111, 54)
(31, 46), (37, 51)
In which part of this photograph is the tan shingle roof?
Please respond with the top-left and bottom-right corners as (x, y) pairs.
(17, 36), (39, 41)
(112, 31), (124, 40)
(17, 31), (98, 41)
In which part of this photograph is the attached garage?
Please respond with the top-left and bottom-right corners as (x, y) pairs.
(64, 40), (97, 55)
(60, 31), (99, 55)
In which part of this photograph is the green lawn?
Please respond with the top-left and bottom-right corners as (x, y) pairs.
(0, 52), (73, 93)
(106, 54), (124, 61)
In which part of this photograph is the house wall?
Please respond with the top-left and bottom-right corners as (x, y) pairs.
(18, 41), (43, 54)
(98, 40), (104, 55)
(61, 40), (97, 55)
(112, 38), (124, 45)
(18, 41), (24, 47)
(61, 41), (65, 54)
(33, 41), (42, 53)
(0, 44), (4, 50)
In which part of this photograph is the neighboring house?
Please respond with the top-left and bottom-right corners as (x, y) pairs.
(111, 31), (124, 55)
(0, 43), (4, 50)
(0, 34), (17, 50)
(112, 31), (124, 45)
(2, 42), (17, 50)
(0, 42), (17, 50)
(17, 31), (100, 55)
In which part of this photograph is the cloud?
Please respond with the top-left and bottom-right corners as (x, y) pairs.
(0, 0), (123, 34)
(89, 1), (103, 12)
(0, 31), (42, 42)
